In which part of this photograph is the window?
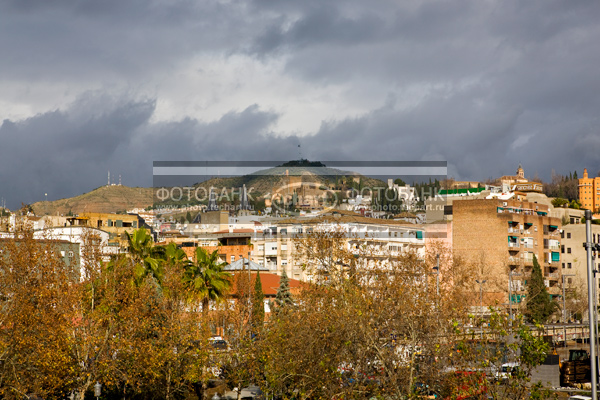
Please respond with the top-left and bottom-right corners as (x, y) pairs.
(68, 251), (74, 258)
(561, 231), (565, 239)
(568, 263), (572, 269)
(230, 255), (235, 263)
(562, 263), (565, 269)
(561, 245), (565, 254)
(568, 278), (573, 284)
(568, 248), (572, 254)
(567, 232), (572, 239)
(281, 259), (288, 266)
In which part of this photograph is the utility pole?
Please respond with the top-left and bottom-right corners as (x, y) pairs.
(433, 254), (440, 297)
(562, 274), (575, 347)
(476, 279), (486, 339)
(584, 209), (597, 400)
(247, 250), (252, 337)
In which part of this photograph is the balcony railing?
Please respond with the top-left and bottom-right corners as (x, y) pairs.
(508, 242), (520, 248)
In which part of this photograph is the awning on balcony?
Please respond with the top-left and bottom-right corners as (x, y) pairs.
(552, 252), (560, 262)
(510, 294), (525, 303)
(549, 225), (558, 229)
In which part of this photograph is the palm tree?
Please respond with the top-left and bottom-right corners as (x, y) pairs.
(125, 228), (165, 286)
(183, 247), (232, 315)
(163, 242), (188, 267)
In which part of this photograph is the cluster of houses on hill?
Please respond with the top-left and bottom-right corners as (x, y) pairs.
(2, 165), (600, 321)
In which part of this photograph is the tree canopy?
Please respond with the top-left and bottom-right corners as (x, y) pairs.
(525, 254), (558, 324)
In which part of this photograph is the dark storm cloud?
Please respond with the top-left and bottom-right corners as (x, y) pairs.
(1, 0), (600, 207)
(0, 95), (294, 209)
(0, 0), (254, 81)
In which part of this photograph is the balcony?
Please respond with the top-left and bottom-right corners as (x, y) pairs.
(548, 286), (561, 295)
(547, 272), (560, 280)
(508, 242), (520, 249)
(508, 256), (521, 265)
(265, 262), (278, 270)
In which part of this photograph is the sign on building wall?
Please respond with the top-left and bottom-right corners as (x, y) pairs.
(512, 183), (544, 192)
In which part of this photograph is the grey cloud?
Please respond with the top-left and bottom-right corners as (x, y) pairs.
(0, 95), (293, 209)
(1, 0), (600, 208)
(2, 84), (598, 209)
(0, 0), (255, 83)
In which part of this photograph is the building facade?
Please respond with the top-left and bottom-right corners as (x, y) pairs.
(578, 168), (600, 213)
(453, 199), (562, 312)
(560, 223), (600, 320)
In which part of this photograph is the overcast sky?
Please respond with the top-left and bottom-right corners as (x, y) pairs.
(1, 0), (600, 209)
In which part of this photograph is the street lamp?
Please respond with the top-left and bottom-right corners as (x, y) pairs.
(94, 382), (101, 400)
(475, 279), (487, 339)
(562, 273), (576, 347)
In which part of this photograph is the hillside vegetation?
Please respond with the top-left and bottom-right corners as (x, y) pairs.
(32, 185), (153, 215)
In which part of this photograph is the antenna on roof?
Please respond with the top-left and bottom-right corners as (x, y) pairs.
(119, 175), (122, 186)
(108, 171), (110, 186)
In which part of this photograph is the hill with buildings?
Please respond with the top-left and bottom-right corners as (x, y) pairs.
(31, 185), (153, 216)
(191, 162), (386, 196)
(30, 161), (388, 215)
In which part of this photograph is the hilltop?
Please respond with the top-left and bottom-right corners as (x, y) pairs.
(191, 163), (386, 196)
(31, 185), (153, 216)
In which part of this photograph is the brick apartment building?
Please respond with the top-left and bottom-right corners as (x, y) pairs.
(453, 199), (562, 314)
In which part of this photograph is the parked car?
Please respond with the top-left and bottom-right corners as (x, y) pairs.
(495, 362), (520, 381)
(209, 336), (230, 351)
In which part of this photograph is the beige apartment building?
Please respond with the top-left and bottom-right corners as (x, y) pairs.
(560, 223), (600, 319)
(249, 211), (427, 281)
(453, 199), (562, 313)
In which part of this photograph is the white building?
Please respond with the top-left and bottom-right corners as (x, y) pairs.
(33, 226), (116, 277)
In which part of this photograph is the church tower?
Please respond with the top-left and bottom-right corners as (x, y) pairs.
(516, 164), (524, 179)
